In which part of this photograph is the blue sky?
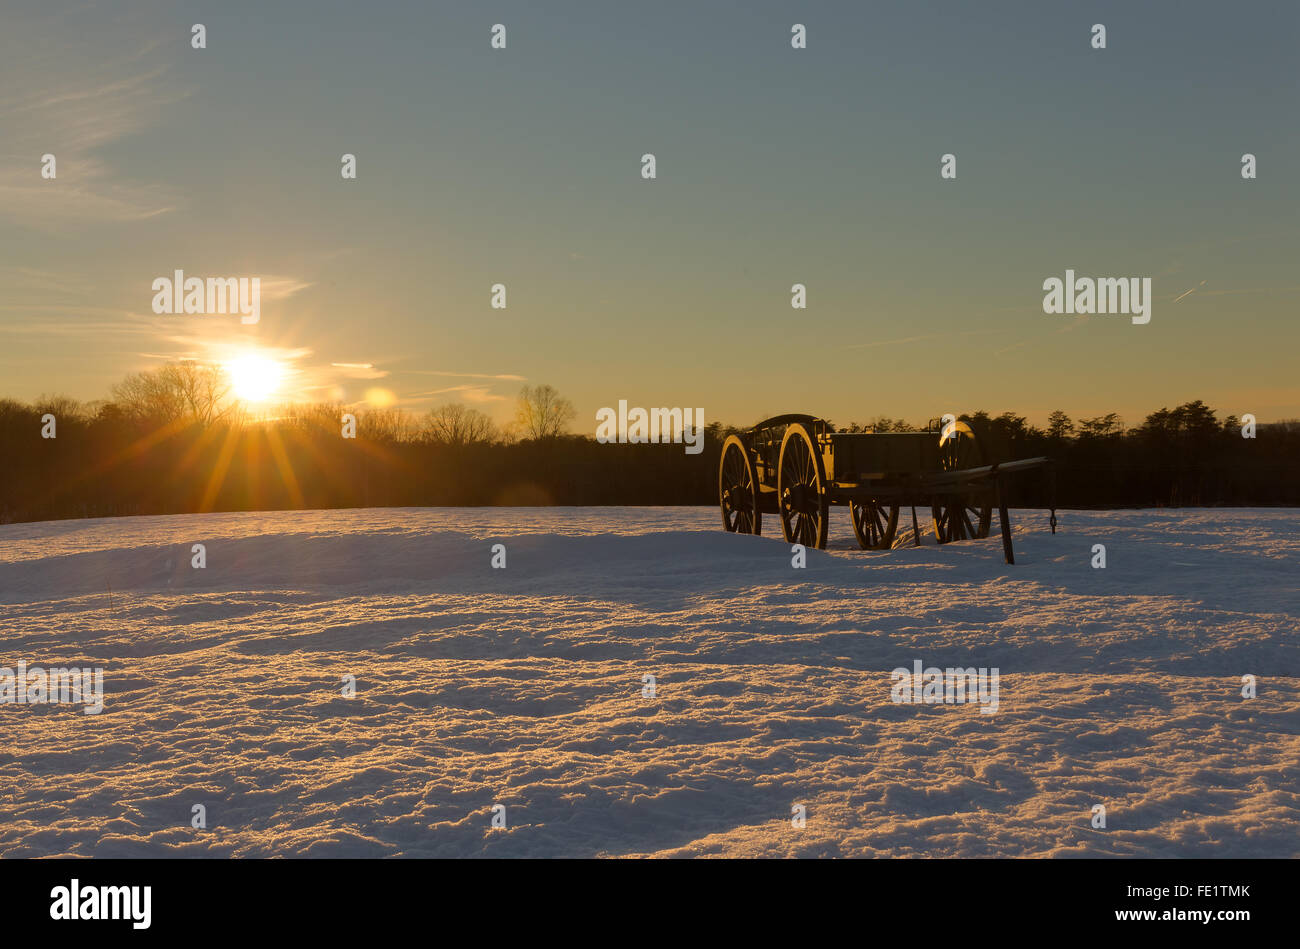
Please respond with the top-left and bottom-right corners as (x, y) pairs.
(2, 0), (1297, 427)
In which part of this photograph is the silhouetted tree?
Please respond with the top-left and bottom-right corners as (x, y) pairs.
(1046, 410), (1074, 441)
(514, 384), (575, 440)
(1, 377), (1298, 524)
(111, 362), (230, 425)
(425, 402), (496, 446)
(1079, 413), (1123, 439)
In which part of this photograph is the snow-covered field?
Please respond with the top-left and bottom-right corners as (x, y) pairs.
(1, 506), (1297, 858)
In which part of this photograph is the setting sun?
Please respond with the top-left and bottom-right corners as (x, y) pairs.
(227, 353), (285, 403)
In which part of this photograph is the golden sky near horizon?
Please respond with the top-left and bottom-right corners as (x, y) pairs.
(2, 1), (1297, 429)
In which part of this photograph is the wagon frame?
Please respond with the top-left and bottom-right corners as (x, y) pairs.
(718, 414), (1055, 563)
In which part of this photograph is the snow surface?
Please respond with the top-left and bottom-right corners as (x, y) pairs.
(0, 506), (1297, 857)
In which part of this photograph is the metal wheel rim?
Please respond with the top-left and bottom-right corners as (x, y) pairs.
(779, 427), (825, 548)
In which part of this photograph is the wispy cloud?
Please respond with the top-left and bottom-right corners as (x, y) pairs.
(408, 384), (510, 403)
(404, 370), (526, 381)
(0, 311), (159, 337)
(259, 277), (314, 302)
(329, 362), (388, 380)
(0, 265), (161, 335)
(0, 13), (187, 230)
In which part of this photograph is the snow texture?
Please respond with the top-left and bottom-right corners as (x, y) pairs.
(0, 506), (1296, 857)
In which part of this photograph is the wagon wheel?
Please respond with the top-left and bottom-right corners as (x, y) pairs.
(932, 498), (992, 543)
(931, 420), (993, 543)
(849, 499), (899, 550)
(777, 422), (828, 549)
(718, 435), (760, 535)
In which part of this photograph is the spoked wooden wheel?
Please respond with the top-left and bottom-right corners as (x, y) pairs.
(931, 419), (992, 543)
(850, 499), (899, 550)
(718, 435), (760, 534)
(932, 495), (993, 543)
(777, 422), (828, 549)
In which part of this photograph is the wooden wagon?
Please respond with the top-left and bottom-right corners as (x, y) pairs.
(717, 414), (1055, 563)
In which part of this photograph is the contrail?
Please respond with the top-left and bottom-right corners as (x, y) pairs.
(1173, 280), (1208, 303)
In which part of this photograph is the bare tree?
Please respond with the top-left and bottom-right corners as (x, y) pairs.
(167, 362), (231, 424)
(513, 384), (575, 440)
(111, 369), (186, 422)
(425, 402), (496, 446)
(357, 407), (417, 443)
(33, 394), (86, 422)
(111, 362), (230, 424)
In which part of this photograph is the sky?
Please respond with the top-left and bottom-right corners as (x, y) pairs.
(1, 0), (1297, 430)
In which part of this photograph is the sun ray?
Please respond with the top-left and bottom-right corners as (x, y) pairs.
(197, 422), (243, 513)
(263, 425), (305, 509)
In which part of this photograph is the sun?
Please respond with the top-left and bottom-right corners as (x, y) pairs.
(227, 353), (285, 403)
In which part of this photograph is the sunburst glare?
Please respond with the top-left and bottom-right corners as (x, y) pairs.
(227, 353), (285, 403)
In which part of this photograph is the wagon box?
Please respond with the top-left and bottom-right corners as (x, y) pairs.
(829, 432), (936, 479)
(718, 413), (1056, 564)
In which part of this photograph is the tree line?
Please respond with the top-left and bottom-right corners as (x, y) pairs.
(1, 364), (1296, 524)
